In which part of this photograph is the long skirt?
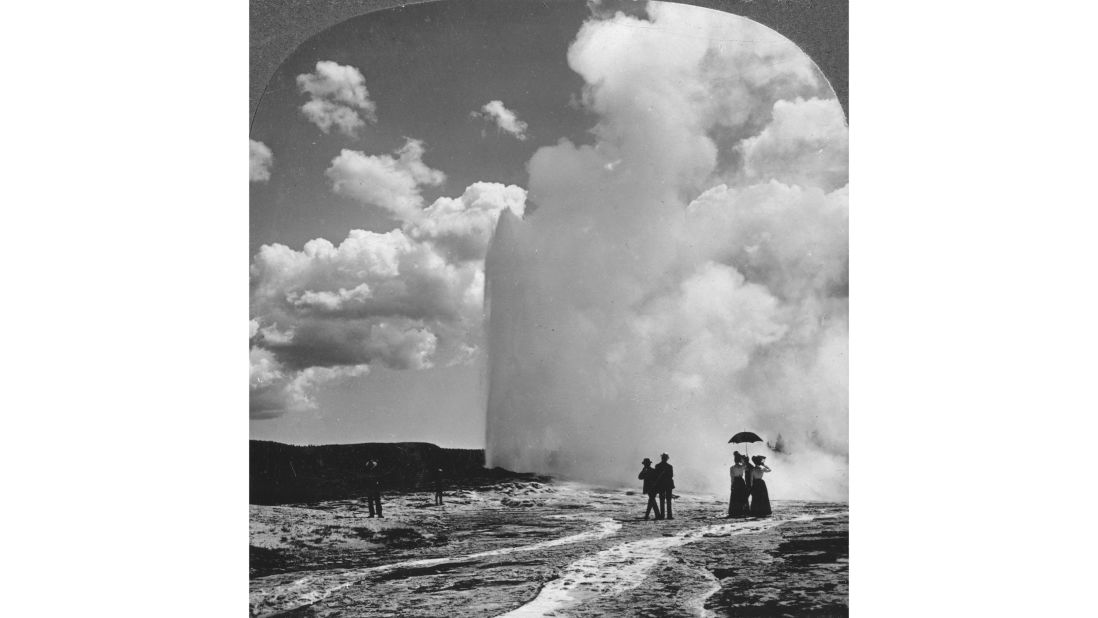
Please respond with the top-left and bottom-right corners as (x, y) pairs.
(749, 479), (771, 517)
(728, 477), (749, 517)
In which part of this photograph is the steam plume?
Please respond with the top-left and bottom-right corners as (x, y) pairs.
(486, 3), (848, 500)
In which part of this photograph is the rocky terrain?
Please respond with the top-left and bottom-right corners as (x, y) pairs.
(250, 480), (847, 616)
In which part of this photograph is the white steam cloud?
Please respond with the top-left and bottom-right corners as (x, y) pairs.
(486, 3), (848, 500)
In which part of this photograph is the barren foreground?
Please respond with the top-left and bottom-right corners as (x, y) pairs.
(250, 481), (847, 616)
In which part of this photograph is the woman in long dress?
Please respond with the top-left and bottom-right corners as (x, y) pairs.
(748, 455), (772, 517)
(728, 452), (749, 517)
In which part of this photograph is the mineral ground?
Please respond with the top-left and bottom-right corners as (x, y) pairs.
(250, 481), (848, 617)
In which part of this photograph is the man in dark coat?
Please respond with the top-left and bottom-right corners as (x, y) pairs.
(431, 467), (444, 506)
(363, 459), (384, 517)
(653, 453), (675, 520)
(637, 457), (662, 519)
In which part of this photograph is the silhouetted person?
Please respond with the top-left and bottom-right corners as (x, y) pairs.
(748, 455), (772, 517)
(638, 457), (662, 519)
(363, 459), (383, 517)
(432, 467), (444, 506)
(653, 453), (675, 520)
(728, 451), (750, 518)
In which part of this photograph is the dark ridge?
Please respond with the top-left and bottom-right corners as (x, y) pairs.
(250, 440), (545, 505)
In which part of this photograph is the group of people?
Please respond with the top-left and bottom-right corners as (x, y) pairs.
(635, 451), (773, 519)
(637, 453), (676, 520)
(728, 452), (771, 517)
(363, 450), (772, 521)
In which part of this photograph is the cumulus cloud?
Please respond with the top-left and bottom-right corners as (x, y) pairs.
(257, 318), (439, 372)
(250, 173), (523, 417)
(408, 182), (528, 262)
(251, 228), (479, 369)
(326, 138), (526, 260)
(486, 3), (849, 499)
(297, 61), (378, 136)
(250, 139), (273, 182)
(252, 229), (482, 324)
(250, 345), (370, 419)
(474, 100), (529, 140)
(327, 139), (446, 220)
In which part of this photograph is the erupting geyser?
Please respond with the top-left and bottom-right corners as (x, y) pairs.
(486, 3), (849, 500)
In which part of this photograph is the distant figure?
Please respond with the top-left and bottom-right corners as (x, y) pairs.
(728, 452), (750, 518)
(638, 457), (663, 520)
(653, 453), (675, 520)
(432, 467), (444, 506)
(749, 455), (772, 517)
(363, 459), (384, 518)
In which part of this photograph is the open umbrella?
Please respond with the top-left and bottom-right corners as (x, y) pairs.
(728, 431), (764, 457)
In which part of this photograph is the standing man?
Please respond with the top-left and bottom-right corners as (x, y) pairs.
(638, 458), (662, 520)
(432, 466), (444, 506)
(654, 453), (675, 520)
(364, 459), (384, 518)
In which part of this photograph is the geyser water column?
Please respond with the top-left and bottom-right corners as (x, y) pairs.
(485, 2), (849, 500)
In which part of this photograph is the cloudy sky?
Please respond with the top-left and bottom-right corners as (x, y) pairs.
(250, 0), (847, 458)
(250, 0), (602, 446)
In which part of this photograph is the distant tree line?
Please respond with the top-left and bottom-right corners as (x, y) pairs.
(249, 440), (534, 505)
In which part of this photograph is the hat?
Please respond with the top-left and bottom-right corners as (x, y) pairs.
(642, 457), (652, 465)
(660, 453), (669, 460)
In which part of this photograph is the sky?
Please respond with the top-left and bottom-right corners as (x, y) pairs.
(250, 0), (599, 446)
(249, 0), (847, 473)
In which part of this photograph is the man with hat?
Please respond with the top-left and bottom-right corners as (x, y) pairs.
(363, 459), (384, 518)
(637, 457), (662, 520)
(653, 453), (675, 520)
